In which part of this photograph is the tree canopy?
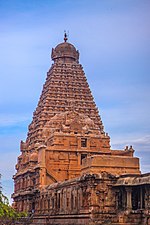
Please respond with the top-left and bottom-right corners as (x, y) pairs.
(0, 174), (27, 225)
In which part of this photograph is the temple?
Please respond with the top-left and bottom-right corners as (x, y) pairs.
(12, 35), (150, 225)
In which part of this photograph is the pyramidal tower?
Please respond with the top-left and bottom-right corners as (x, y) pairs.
(14, 33), (111, 187)
(12, 35), (145, 225)
(27, 34), (105, 147)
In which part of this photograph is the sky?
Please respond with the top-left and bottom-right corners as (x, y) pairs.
(0, 0), (150, 203)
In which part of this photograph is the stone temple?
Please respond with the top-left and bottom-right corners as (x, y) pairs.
(12, 34), (150, 225)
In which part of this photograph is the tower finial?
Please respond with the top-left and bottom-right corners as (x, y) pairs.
(64, 30), (68, 42)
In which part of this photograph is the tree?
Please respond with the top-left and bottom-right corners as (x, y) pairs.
(0, 174), (27, 225)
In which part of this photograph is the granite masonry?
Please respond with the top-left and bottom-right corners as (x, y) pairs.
(12, 35), (150, 225)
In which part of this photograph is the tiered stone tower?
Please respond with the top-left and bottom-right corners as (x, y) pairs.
(14, 35), (111, 192)
(12, 36), (148, 225)
(27, 36), (104, 146)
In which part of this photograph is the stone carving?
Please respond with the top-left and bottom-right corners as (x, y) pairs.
(12, 37), (149, 225)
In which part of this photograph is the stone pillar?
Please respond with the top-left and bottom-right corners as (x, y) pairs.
(125, 187), (132, 210)
(57, 192), (60, 210)
(77, 152), (80, 166)
(140, 187), (143, 209)
(38, 145), (47, 186)
(74, 189), (78, 211)
(26, 198), (30, 212)
(78, 188), (81, 210)
(79, 188), (83, 208)
(145, 186), (150, 210)
(67, 189), (71, 211)
(53, 192), (56, 210)
(63, 189), (67, 213)
(60, 191), (63, 211)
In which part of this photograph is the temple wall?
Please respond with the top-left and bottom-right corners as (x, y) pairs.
(27, 173), (118, 224)
(12, 39), (149, 225)
(81, 155), (140, 176)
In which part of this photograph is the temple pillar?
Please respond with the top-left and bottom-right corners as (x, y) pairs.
(53, 192), (57, 210)
(73, 189), (78, 211)
(140, 187), (143, 209)
(145, 186), (150, 210)
(38, 145), (47, 186)
(78, 188), (81, 209)
(125, 187), (132, 210)
(60, 190), (63, 211)
(79, 187), (83, 209)
(77, 152), (80, 166)
(57, 192), (60, 210)
(63, 189), (67, 212)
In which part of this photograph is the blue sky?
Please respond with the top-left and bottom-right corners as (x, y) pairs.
(0, 0), (150, 203)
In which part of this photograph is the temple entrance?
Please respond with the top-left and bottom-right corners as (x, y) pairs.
(132, 186), (140, 210)
(118, 188), (126, 210)
(117, 185), (145, 210)
(132, 186), (145, 210)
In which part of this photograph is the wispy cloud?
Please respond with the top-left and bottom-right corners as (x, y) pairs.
(0, 0), (149, 200)
(0, 114), (30, 127)
(0, 152), (17, 180)
(1, 179), (14, 204)
(111, 135), (150, 149)
(110, 135), (150, 173)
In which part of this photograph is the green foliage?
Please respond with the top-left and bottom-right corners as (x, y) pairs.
(0, 174), (27, 224)
(0, 190), (27, 221)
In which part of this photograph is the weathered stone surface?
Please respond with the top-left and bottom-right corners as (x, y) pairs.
(12, 36), (149, 225)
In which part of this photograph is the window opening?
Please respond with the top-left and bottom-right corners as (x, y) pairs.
(81, 154), (87, 165)
(132, 186), (145, 210)
(81, 138), (87, 147)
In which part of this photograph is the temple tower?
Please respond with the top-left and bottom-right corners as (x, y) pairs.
(26, 35), (104, 147)
(12, 35), (140, 214)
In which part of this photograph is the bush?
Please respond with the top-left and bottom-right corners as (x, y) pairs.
(0, 175), (27, 224)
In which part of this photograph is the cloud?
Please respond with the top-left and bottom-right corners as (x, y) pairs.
(0, 152), (17, 180)
(0, 114), (30, 127)
(141, 164), (150, 174)
(0, 138), (20, 204)
(132, 135), (150, 146)
(0, 0), (149, 201)
(100, 104), (150, 141)
(0, 114), (30, 137)
(0, 0), (149, 108)
(1, 179), (14, 204)
(110, 135), (150, 173)
(111, 135), (150, 149)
